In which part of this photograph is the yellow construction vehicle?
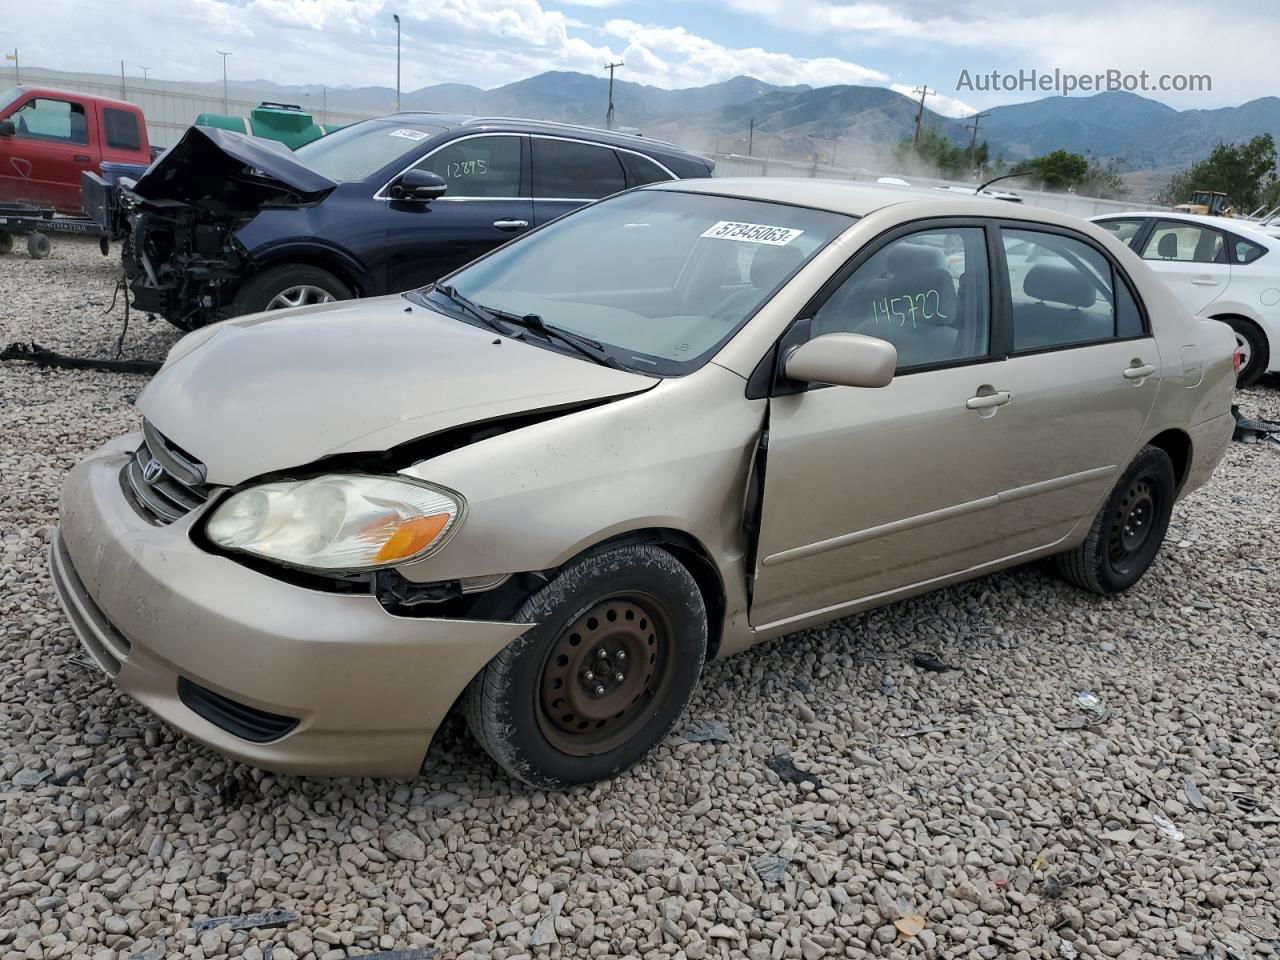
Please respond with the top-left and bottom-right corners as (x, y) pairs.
(1173, 190), (1235, 217)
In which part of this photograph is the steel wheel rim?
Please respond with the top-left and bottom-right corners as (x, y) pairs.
(1235, 332), (1252, 371)
(1109, 476), (1158, 571)
(266, 284), (336, 310)
(537, 594), (673, 756)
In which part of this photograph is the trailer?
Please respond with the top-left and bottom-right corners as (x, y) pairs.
(0, 202), (108, 259)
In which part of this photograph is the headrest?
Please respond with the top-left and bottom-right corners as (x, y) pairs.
(1024, 264), (1096, 308)
(750, 245), (806, 288)
(888, 242), (945, 274)
(1157, 233), (1179, 258)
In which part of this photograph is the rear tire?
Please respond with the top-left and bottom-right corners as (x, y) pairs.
(230, 263), (352, 317)
(1221, 316), (1268, 388)
(465, 544), (707, 789)
(1054, 445), (1176, 595)
(27, 232), (51, 259)
(0, 233), (13, 255)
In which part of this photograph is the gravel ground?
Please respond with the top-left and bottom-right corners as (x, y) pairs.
(2, 237), (1279, 960)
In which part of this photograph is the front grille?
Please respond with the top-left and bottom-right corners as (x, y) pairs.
(177, 677), (299, 743)
(121, 421), (211, 524)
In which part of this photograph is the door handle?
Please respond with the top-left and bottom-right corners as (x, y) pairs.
(1123, 363), (1157, 380)
(73, 154), (91, 163)
(1190, 276), (1218, 286)
(965, 391), (1012, 410)
(493, 219), (528, 231)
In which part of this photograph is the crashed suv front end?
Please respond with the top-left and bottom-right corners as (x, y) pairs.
(113, 126), (337, 329)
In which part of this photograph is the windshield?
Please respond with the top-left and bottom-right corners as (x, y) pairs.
(294, 119), (447, 182)
(423, 190), (854, 374)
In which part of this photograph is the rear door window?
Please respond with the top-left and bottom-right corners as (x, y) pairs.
(103, 108), (141, 151)
(532, 138), (627, 200)
(1141, 220), (1226, 263)
(413, 135), (523, 199)
(1002, 229), (1120, 351)
(11, 97), (88, 145)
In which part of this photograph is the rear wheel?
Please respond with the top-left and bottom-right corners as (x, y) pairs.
(1053, 445), (1176, 595)
(1221, 316), (1268, 387)
(0, 233), (13, 255)
(465, 544), (707, 789)
(27, 232), (51, 259)
(230, 263), (353, 317)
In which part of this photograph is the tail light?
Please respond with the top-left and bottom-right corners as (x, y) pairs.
(1232, 347), (1244, 374)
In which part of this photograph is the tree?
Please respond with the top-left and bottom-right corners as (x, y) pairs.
(1159, 134), (1278, 212)
(1019, 150), (1090, 190)
(896, 126), (986, 179)
(1081, 157), (1129, 200)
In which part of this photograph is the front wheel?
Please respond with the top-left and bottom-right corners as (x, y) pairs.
(230, 263), (353, 317)
(465, 544), (707, 789)
(1053, 445), (1176, 595)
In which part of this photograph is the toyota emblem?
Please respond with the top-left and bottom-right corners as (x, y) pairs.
(141, 458), (164, 484)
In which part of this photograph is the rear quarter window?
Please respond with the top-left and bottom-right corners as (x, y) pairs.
(103, 108), (142, 151)
(1233, 236), (1269, 265)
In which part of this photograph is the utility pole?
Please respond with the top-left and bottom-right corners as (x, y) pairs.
(393, 14), (401, 111)
(322, 85), (327, 124)
(966, 111), (990, 174)
(912, 85), (932, 147)
(216, 51), (232, 113)
(748, 117), (754, 157)
(120, 60), (126, 99)
(139, 65), (150, 85)
(605, 60), (623, 130)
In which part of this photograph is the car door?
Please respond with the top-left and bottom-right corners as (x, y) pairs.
(530, 136), (628, 226)
(381, 133), (533, 292)
(1138, 219), (1231, 315)
(750, 222), (1015, 629)
(991, 225), (1160, 553)
(1, 94), (94, 212)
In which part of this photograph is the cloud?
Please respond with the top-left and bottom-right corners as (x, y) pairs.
(602, 20), (887, 88)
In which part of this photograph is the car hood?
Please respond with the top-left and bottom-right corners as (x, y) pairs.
(130, 126), (338, 209)
(137, 296), (658, 486)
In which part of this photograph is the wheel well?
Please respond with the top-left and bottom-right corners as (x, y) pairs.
(1146, 428), (1192, 493)
(249, 251), (366, 297)
(578, 529), (727, 661)
(1210, 313), (1269, 361)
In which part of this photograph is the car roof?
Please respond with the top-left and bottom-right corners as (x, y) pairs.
(1091, 210), (1280, 246)
(381, 111), (706, 160)
(648, 176), (1087, 226)
(9, 84), (140, 112)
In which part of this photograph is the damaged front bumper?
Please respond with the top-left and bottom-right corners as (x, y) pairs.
(51, 434), (528, 778)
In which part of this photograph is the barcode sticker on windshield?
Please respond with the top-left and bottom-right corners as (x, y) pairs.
(701, 221), (804, 245)
(389, 128), (429, 141)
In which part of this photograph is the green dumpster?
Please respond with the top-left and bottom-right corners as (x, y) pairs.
(194, 102), (343, 150)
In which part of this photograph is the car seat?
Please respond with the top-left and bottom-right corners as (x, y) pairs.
(1013, 264), (1109, 350)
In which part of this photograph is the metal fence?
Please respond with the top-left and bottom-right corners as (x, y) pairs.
(12, 67), (376, 148)
(710, 153), (1166, 219)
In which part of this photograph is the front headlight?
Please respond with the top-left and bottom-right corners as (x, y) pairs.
(205, 475), (463, 572)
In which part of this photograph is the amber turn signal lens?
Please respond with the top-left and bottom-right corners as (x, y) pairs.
(374, 513), (451, 564)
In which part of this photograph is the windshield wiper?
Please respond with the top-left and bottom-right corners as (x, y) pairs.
(429, 284), (515, 335)
(489, 310), (627, 370)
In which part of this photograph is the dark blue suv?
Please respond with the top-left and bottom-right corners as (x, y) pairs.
(113, 114), (714, 328)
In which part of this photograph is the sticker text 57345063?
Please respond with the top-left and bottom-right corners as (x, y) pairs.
(700, 221), (805, 245)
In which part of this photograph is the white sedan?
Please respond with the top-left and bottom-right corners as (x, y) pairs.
(1092, 211), (1280, 385)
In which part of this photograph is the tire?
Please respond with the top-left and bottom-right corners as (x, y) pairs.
(465, 543), (707, 789)
(27, 232), (51, 260)
(229, 263), (352, 317)
(1221, 317), (1268, 388)
(1054, 445), (1176, 595)
(0, 233), (13, 255)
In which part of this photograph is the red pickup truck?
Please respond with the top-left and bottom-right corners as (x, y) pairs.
(0, 86), (153, 215)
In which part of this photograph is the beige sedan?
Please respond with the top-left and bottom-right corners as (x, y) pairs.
(52, 179), (1237, 787)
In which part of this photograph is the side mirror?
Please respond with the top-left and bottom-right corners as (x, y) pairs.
(784, 332), (897, 389)
(392, 169), (447, 202)
(0, 118), (15, 137)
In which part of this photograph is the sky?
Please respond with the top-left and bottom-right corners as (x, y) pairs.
(1, 0), (1275, 118)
